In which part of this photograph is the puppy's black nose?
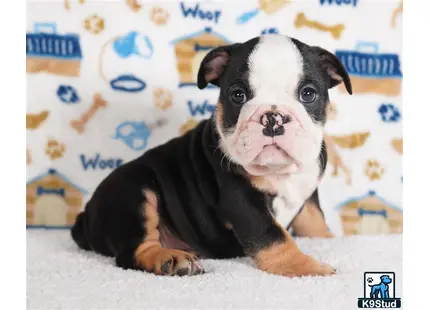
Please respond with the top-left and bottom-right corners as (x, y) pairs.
(260, 112), (290, 137)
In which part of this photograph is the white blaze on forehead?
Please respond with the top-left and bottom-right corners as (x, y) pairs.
(248, 35), (304, 101)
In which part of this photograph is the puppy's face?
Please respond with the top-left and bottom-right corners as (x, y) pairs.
(198, 35), (352, 176)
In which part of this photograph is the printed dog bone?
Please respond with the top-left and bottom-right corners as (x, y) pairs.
(391, 0), (403, 28)
(70, 93), (107, 134)
(294, 12), (345, 39)
(27, 111), (50, 130)
(126, 0), (142, 12)
(259, 0), (288, 14)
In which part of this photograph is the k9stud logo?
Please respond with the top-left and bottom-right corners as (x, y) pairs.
(358, 272), (401, 308)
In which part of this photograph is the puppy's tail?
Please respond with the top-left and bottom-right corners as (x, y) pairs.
(71, 212), (91, 251)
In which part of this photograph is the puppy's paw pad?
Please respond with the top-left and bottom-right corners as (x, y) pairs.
(160, 257), (174, 274)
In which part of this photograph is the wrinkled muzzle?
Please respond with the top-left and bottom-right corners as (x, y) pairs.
(218, 104), (324, 176)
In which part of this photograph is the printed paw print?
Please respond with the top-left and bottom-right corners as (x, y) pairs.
(126, 0), (142, 12)
(365, 159), (385, 181)
(179, 118), (198, 136)
(154, 88), (173, 111)
(150, 7), (169, 26)
(378, 104), (401, 123)
(367, 277), (373, 284)
(45, 138), (66, 160)
(261, 27), (279, 35)
(84, 14), (105, 34)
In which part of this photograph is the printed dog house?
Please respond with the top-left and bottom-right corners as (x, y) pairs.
(170, 27), (231, 88)
(335, 190), (402, 235)
(335, 42), (402, 96)
(26, 23), (82, 76)
(26, 169), (88, 228)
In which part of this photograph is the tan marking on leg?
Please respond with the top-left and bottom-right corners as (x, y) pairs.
(291, 201), (334, 238)
(255, 228), (335, 277)
(142, 190), (159, 242)
(133, 190), (203, 276)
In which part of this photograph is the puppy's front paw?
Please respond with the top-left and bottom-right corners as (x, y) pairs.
(296, 254), (336, 277)
(155, 249), (204, 276)
(255, 243), (335, 278)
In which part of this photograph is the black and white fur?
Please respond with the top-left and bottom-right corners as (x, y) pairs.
(71, 34), (352, 277)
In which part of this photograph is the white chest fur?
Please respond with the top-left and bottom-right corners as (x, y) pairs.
(270, 162), (320, 228)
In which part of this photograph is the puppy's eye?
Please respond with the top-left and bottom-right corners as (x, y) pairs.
(231, 90), (247, 104)
(299, 86), (317, 103)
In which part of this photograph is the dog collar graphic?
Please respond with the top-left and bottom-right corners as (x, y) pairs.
(110, 74), (146, 93)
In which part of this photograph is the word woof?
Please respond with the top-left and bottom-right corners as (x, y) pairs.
(320, 0), (359, 7)
(187, 100), (216, 117)
(80, 153), (123, 170)
(180, 2), (222, 24)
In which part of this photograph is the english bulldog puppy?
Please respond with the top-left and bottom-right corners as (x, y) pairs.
(72, 34), (352, 277)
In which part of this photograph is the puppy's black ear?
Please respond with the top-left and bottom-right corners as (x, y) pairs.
(197, 46), (232, 89)
(312, 46), (353, 95)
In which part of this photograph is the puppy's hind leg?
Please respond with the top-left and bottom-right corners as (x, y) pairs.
(115, 190), (204, 276)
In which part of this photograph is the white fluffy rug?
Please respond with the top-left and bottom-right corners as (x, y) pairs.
(27, 230), (402, 310)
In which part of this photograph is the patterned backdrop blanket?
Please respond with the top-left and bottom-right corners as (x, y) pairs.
(26, 0), (403, 236)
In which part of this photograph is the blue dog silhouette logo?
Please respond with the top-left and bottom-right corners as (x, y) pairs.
(368, 275), (392, 299)
(358, 272), (401, 308)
